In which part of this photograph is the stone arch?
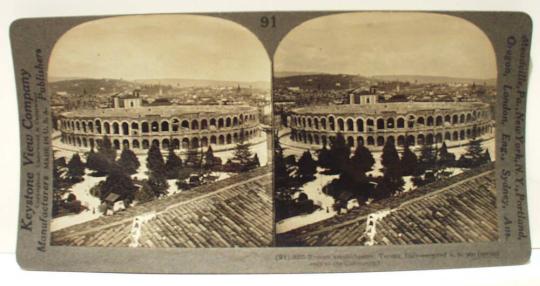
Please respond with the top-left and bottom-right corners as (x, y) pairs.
(314, 117), (320, 130)
(122, 122), (129, 135)
(131, 122), (139, 133)
(377, 118), (385, 130)
(162, 139), (170, 150)
(337, 117), (345, 131)
(104, 122), (111, 134)
(328, 116), (335, 131)
(161, 120), (170, 132)
(122, 139), (130, 149)
(82, 121), (87, 133)
(132, 139), (140, 149)
(210, 135), (217, 145)
(367, 118), (374, 131)
(321, 117), (327, 130)
(172, 118), (180, 132)
(172, 138), (180, 149)
(95, 119), (102, 134)
(218, 118), (224, 129)
(226, 134), (232, 144)
(436, 116), (443, 126)
(218, 135), (225, 145)
(113, 139), (121, 150)
(387, 118), (395, 129)
(225, 117), (232, 128)
(397, 117), (405, 128)
(427, 116), (434, 126)
(76, 121), (81, 131)
(460, 130), (465, 140)
(112, 122), (120, 134)
(201, 119), (208, 130)
(346, 118), (354, 131)
(357, 136), (364, 146)
(141, 121), (149, 133)
(151, 121), (159, 132)
(191, 119), (199, 130)
(444, 115), (451, 125)
(460, 114), (465, 123)
(367, 136), (375, 146)
(435, 133), (443, 143)
(142, 139), (150, 149)
(377, 136), (385, 146)
(356, 118), (364, 132)
(233, 132), (239, 143)
(209, 118), (217, 129)
(397, 135), (405, 146)
(182, 138), (190, 149)
(346, 136), (354, 147)
(307, 117), (312, 128)
(417, 117), (425, 126)
(314, 134), (320, 145)
(151, 139), (160, 148)
(82, 138), (88, 147)
(452, 114), (459, 124)
(407, 135), (415, 146)
(452, 131), (459, 141)
(466, 113), (472, 122)
(445, 132), (451, 141)
(321, 135), (327, 146)
(181, 120), (190, 130)
(418, 134), (425, 145)
(426, 133), (434, 144)
(233, 116), (239, 126)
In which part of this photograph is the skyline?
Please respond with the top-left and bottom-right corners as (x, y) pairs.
(274, 12), (497, 79)
(48, 15), (271, 83)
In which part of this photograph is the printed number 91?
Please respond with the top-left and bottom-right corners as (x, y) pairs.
(261, 16), (276, 28)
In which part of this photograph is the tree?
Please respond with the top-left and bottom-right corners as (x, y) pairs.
(230, 130), (256, 171)
(438, 141), (455, 166)
(147, 173), (169, 197)
(185, 145), (202, 168)
(297, 150), (317, 181)
(252, 153), (261, 168)
(134, 181), (156, 204)
(375, 140), (404, 199)
(117, 148), (140, 174)
(317, 144), (332, 169)
(99, 166), (137, 203)
(419, 142), (437, 171)
(66, 153), (85, 182)
(146, 143), (166, 176)
(203, 145), (220, 170)
(327, 133), (350, 174)
(165, 147), (182, 179)
(350, 144), (375, 174)
(381, 140), (400, 172)
(97, 135), (117, 162)
(400, 143), (418, 176)
(465, 136), (485, 165)
(86, 150), (113, 176)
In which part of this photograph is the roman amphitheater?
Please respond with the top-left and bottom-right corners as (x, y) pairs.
(57, 103), (262, 152)
(287, 93), (494, 150)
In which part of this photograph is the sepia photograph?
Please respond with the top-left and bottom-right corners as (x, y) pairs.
(273, 12), (498, 246)
(48, 15), (273, 247)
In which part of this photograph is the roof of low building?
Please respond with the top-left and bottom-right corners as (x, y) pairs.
(51, 167), (272, 247)
(277, 164), (497, 246)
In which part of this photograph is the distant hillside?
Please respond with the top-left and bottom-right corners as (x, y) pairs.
(49, 78), (138, 95)
(372, 75), (497, 86)
(274, 73), (371, 90)
(273, 71), (323, 78)
(134, 78), (270, 90)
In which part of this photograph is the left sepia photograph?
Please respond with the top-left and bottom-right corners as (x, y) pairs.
(48, 15), (273, 248)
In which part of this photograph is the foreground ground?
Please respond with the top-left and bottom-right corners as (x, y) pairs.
(51, 166), (272, 247)
(277, 163), (497, 246)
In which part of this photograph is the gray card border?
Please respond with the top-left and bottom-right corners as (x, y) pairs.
(10, 11), (532, 273)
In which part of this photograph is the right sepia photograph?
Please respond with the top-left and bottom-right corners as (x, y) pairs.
(273, 12), (498, 246)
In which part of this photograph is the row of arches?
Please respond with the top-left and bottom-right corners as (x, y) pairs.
(290, 111), (491, 133)
(290, 125), (493, 148)
(59, 113), (258, 135)
(61, 129), (260, 150)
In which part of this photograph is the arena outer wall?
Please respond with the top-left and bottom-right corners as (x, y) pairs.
(57, 105), (261, 151)
(287, 102), (494, 149)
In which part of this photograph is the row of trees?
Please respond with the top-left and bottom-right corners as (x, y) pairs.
(275, 132), (492, 220)
(54, 133), (262, 215)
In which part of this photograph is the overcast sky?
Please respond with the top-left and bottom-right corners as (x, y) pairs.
(49, 15), (270, 82)
(274, 12), (497, 79)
